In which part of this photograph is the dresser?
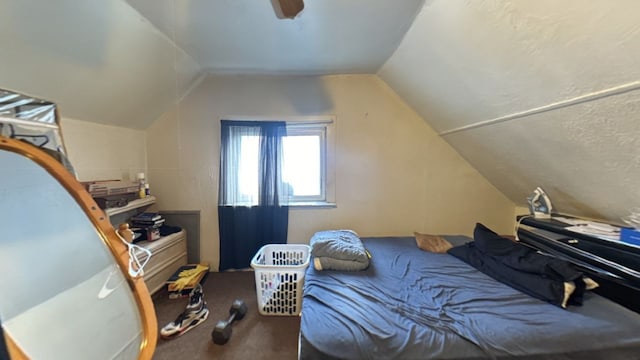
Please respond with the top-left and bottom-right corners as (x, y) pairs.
(106, 196), (188, 295)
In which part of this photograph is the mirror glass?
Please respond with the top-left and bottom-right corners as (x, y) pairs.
(0, 148), (144, 358)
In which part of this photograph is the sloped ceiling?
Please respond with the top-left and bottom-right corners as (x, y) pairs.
(0, 0), (423, 127)
(126, 0), (424, 74)
(0, 0), (201, 128)
(2, 0), (638, 223)
(379, 0), (640, 222)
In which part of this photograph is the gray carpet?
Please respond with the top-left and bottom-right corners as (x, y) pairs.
(152, 271), (300, 360)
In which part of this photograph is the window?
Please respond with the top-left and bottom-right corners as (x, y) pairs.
(282, 124), (326, 203)
(220, 118), (335, 207)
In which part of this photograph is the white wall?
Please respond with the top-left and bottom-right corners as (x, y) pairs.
(62, 118), (146, 182)
(147, 74), (515, 270)
(379, 0), (640, 222)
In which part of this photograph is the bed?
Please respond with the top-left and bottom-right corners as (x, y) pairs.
(299, 236), (640, 359)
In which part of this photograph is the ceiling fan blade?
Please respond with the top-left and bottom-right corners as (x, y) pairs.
(271, 0), (304, 19)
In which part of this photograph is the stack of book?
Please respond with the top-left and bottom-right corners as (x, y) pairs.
(131, 212), (165, 241)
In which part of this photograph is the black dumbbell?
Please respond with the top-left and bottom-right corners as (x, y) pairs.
(211, 299), (248, 345)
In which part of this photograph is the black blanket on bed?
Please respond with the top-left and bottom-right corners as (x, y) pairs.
(448, 223), (586, 307)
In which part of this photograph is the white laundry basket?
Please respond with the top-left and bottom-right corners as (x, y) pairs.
(250, 244), (311, 316)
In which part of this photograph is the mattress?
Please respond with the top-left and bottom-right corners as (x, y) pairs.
(299, 236), (640, 359)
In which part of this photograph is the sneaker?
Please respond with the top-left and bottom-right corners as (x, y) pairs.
(160, 305), (209, 339)
(186, 284), (204, 313)
(160, 285), (209, 339)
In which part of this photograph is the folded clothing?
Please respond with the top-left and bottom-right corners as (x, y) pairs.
(310, 230), (370, 271)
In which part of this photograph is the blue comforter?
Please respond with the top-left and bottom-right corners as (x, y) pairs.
(300, 237), (640, 359)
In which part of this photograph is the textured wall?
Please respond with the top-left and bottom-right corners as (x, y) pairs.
(146, 74), (515, 269)
(380, 0), (640, 222)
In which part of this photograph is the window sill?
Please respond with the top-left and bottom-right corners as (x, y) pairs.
(289, 201), (336, 209)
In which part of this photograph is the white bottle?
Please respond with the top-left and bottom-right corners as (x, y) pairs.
(137, 172), (146, 198)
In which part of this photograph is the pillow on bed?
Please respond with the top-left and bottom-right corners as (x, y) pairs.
(414, 232), (453, 253)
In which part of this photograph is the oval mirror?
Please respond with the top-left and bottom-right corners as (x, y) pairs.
(0, 137), (157, 359)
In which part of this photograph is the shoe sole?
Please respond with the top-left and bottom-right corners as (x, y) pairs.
(160, 308), (210, 339)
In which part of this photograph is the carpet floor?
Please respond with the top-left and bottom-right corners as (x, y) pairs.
(152, 271), (300, 360)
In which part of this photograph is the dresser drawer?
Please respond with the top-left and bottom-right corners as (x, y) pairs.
(136, 229), (188, 294)
(144, 252), (188, 295)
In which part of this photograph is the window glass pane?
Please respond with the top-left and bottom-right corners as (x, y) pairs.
(239, 135), (258, 204)
(283, 135), (320, 197)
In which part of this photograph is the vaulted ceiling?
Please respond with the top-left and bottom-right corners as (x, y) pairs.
(126, 0), (424, 74)
(1, 0), (639, 223)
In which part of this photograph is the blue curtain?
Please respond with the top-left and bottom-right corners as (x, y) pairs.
(218, 120), (289, 270)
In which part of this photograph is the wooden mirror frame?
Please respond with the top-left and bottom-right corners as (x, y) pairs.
(0, 136), (157, 359)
